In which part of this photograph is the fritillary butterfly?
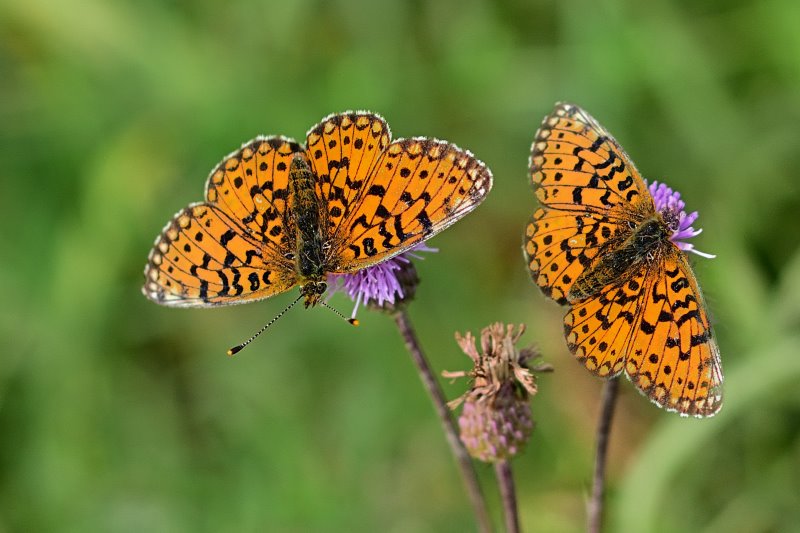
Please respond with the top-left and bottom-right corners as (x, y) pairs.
(524, 103), (723, 417)
(143, 111), (493, 342)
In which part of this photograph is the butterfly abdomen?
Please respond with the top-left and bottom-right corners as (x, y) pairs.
(289, 154), (326, 282)
(568, 216), (669, 302)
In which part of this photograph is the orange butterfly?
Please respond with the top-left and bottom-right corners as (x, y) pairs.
(143, 112), (492, 349)
(524, 103), (723, 417)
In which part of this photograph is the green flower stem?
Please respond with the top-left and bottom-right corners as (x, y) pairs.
(495, 460), (520, 533)
(588, 377), (620, 533)
(393, 309), (493, 533)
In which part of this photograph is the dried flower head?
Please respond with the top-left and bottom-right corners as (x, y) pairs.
(648, 180), (715, 259)
(444, 323), (551, 462)
(327, 243), (436, 316)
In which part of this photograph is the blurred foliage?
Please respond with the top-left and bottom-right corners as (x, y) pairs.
(1, 0), (799, 531)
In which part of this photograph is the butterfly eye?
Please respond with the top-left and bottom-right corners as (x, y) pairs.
(317, 282), (327, 294)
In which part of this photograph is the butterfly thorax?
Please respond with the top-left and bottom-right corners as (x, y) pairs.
(289, 154), (328, 307)
(568, 213), (671, 303)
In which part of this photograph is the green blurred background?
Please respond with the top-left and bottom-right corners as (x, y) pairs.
(2, 0), (800, 531)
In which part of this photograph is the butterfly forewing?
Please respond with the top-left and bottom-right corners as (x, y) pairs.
(564, 244), (722, 416)
(205, 136), (303, 254)
(623, 249), (722, 416)
(530, 103), (651, 215)
(143, 135), (305, 307)
(305, 112), (391, 234)
(525, 103), (650, 304)
(325, 136), (492, 272)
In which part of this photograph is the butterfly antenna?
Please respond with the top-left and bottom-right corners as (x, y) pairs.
(227, 294), (303, 356)
(320, 301), (360, 327)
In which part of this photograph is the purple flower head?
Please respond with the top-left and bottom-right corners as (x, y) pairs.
(648, 180), (715, 259)
(327, 242), (437, 317)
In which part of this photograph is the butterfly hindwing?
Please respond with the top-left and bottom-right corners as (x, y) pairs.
(524, 207), (625, 304)
(144, 134), (305, 307)
(565, 261), (650, 378)
(143, 203), (296, 307)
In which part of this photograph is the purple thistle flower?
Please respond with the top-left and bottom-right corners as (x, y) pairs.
(327, 243), (437, 317)
(648, 180), (715, 259)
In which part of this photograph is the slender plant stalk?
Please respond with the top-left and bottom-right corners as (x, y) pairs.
(495, 460), (520, 533)
(588, 377), (620, 533)
(393, 309), (493, 533)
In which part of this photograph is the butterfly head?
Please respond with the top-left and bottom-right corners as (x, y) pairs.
(300, 281), (328, 308)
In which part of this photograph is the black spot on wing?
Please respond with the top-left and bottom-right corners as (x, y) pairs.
(248, 272), (260, 291)
(417, 211), (433, 234)
(362, 238), (377, 257)
(220, 229), (236, 246)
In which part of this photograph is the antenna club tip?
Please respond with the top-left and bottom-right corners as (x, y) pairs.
(349, 318), (359, 326)
(227, 346), (243, 356)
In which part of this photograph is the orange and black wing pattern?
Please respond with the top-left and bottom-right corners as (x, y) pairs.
(529, 102), (650, 214)
(526, 103), (722, 417)
(525, 103), (651, 304)
(305, 111), (493, 273)
(565, 247), (722, 416)
(143, 137), (302, 307)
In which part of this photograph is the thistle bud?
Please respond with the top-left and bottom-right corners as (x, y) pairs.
(444, 323), (551, 462)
